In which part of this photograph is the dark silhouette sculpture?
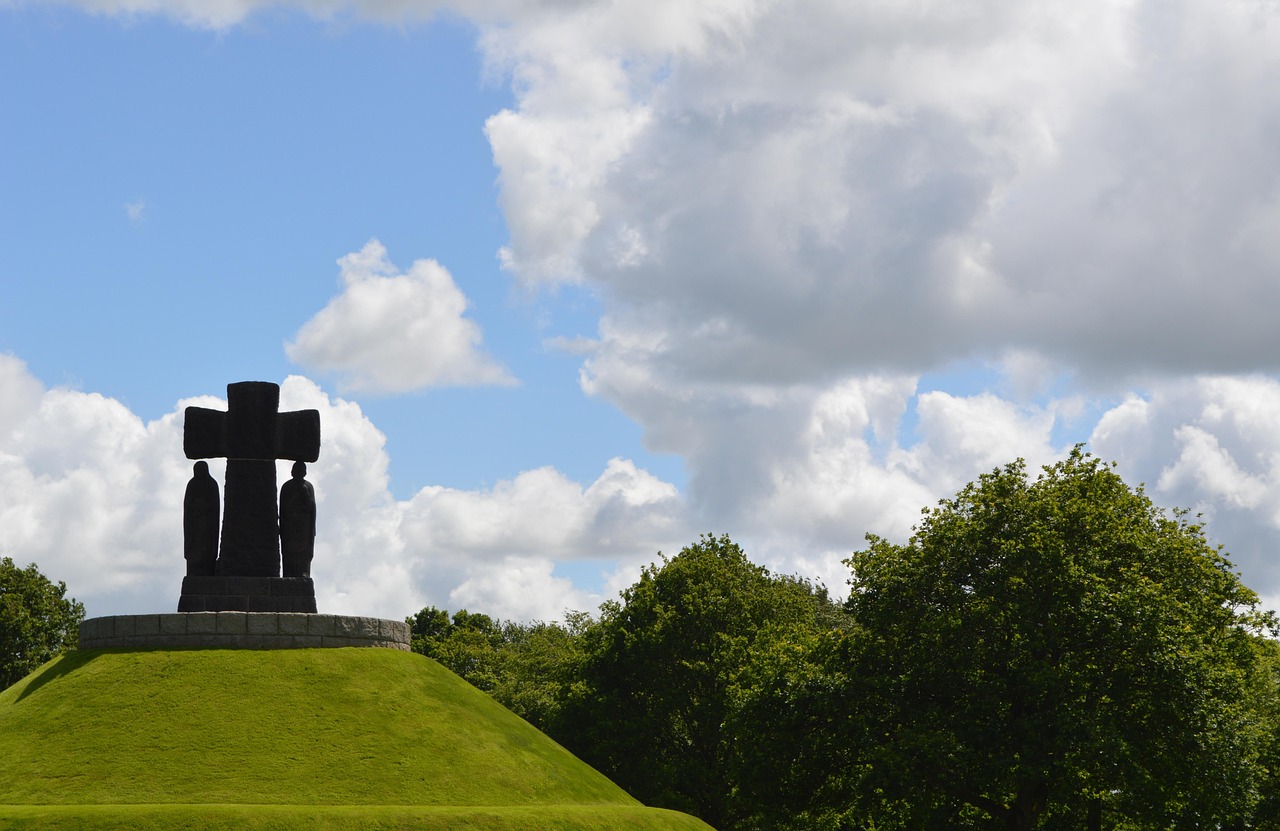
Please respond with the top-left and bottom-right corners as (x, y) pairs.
(280, 461), (316, 578)
(179, 381), (321, 613)
(183, 461), (219, 577)
(184, 382), (320, 577)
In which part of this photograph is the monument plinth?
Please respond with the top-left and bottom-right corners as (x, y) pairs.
(177, 575), (316, 612)
(78, 612), (410, 650)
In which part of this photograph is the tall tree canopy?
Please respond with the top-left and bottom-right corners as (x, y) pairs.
(557, 534), (842, 830)
(831, 449), (1274, 830)
(405, 464), (1280, 831)
(0, 557), (85, 690)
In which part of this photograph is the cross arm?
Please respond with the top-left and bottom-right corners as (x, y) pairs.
(184, 407), (228, 460)
(276, 410), (321, 462)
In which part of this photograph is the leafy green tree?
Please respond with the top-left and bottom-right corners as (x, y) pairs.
(727, 621), (873, 831)
(407, 606), (506, 692)
(1248, 636), (1280, 831)
(490, 611), (590, 731)
(831, 449), (1274, 830)
(406, 605), (450, 654)
(0, 557), (85, 690)
(406, 605), (586, 732)
(556, 534), (845, 830)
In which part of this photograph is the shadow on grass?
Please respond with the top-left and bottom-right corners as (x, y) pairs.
(15, 646), (217, 702)
(15, 650), (103, 702)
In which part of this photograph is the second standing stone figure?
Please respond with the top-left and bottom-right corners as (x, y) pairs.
(279, 461), (316, 578)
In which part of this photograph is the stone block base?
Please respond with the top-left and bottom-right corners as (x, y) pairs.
(178, 575), (317, 613)
(78, 613), (411, 651)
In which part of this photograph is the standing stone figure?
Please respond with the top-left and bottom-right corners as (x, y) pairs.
(279, 461), (316, 578)
(183, 461), (219, 577)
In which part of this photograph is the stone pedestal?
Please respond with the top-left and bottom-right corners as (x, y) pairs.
(178, 575), (317, 613)
(78, 613), (410, 650)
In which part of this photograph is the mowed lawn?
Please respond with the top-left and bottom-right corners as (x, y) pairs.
(0, 648), (714, 830)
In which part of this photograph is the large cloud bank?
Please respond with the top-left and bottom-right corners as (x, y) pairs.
(477, 0), (1280, 378)
(9, 0), (1280, 614)
(95, 0), (1279, 376)
(6, 355), (1280, 620)
(472, 0), (1280, 600)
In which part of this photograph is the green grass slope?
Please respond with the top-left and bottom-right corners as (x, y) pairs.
(0, 648), (713, 831)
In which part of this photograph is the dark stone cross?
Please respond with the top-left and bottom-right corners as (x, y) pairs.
(184, 381), (320, 578)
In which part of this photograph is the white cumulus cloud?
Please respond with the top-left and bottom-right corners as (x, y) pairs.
(1088, 376), (1280, 599)
(7, 357), (1280, 621)
(44, 0), (1280, 382)
(0, 360), (687, 621)
(286, 239), (515, 394)
(19, 0), (1280, 617)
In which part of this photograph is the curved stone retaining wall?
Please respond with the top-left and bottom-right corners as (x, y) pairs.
(78, 613), (410, 651)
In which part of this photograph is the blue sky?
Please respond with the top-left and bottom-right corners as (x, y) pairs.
(4, 0), (1280, 621)
(1, 6), (682, 500)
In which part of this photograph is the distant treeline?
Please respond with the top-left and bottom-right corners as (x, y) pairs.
(409, 451), (1280, 831)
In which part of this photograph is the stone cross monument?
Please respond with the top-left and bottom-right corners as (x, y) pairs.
(179, 381), (321, 612)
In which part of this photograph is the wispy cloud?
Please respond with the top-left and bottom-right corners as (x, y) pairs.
(123, 199), (146, 224)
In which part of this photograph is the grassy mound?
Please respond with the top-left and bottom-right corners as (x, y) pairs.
(0, 648), (713, 830)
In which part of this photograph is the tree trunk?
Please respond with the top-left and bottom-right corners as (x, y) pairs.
(1007, 781), (1048, 831)
(1087, 798), (1101, 831)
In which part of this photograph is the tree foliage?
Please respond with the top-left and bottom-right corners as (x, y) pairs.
(406, 464), (1280, 831)
(1246, 636), (1280, 831)
(727, 619), (868, 831)
(830, 449), (1274, 829)
(556, 534), (845, 830)
(0, 557), (85, 690)
(406, 605), (587, 731)
(408, 607), (507, 692)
